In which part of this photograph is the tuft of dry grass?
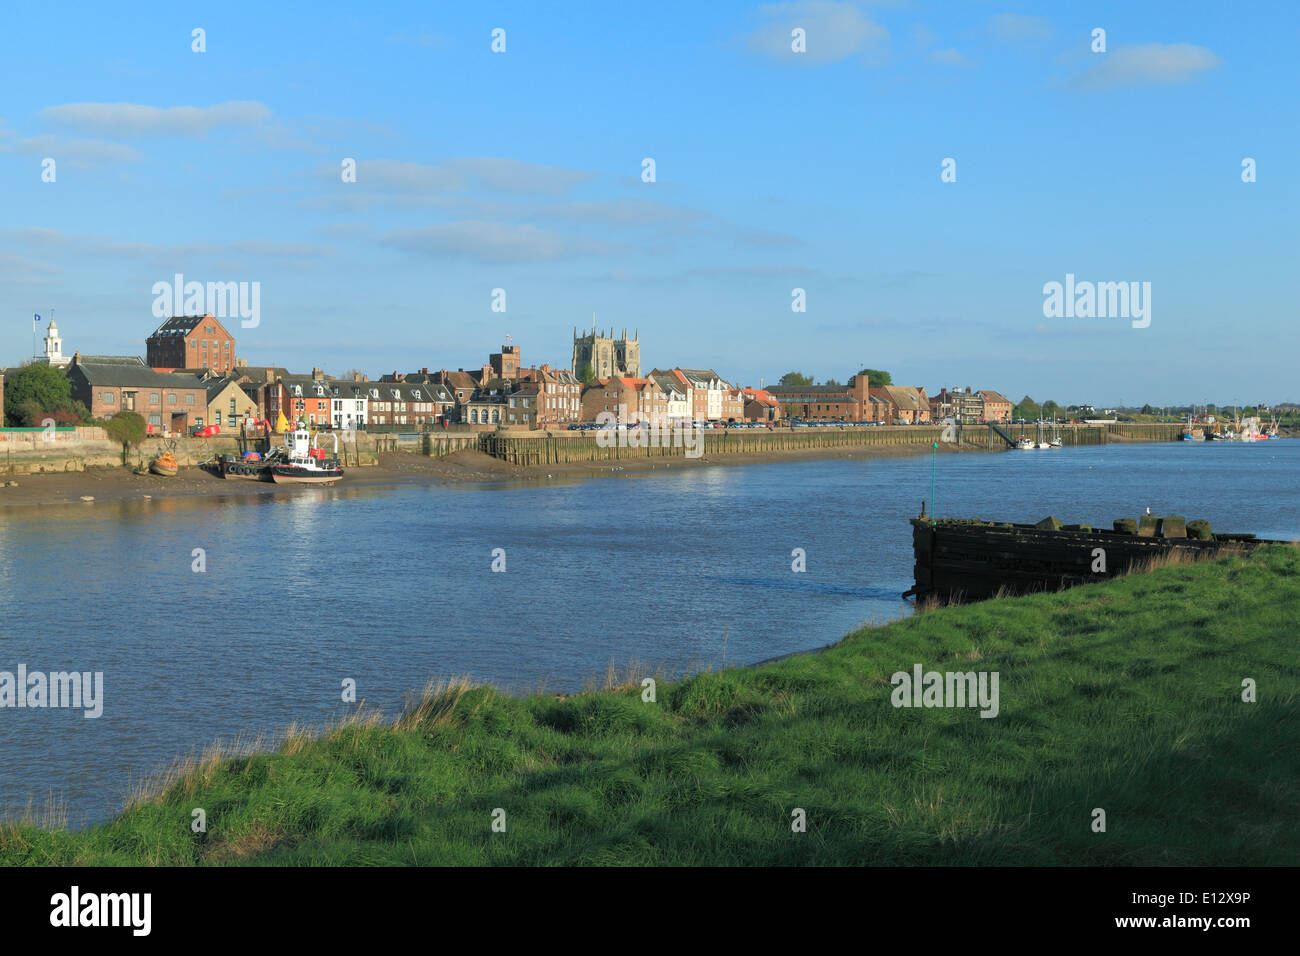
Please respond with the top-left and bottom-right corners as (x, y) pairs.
(394, 677), (479, 734)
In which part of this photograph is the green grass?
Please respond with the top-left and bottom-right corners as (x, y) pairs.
(3, 546), (1297, 866)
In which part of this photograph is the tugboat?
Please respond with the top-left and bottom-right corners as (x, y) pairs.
(268, 428), (344, 485)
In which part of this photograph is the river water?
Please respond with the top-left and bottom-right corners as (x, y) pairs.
(1, 440), (1296, 825)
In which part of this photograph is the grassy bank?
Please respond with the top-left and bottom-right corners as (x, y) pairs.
(3, 546), (1297, 866)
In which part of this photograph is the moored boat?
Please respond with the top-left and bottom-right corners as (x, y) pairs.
(268, 428), (344, 485)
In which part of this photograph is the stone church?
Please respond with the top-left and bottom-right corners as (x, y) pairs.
(572, 325), (641, 379)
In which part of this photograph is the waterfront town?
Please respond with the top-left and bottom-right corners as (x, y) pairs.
(0, 312), (1051, 435)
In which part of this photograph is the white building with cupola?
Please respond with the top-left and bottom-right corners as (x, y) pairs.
(40, 317), (71, 368)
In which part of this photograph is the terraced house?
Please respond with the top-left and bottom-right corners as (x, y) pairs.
(365, 382), (444, 427)
(580, 376), (668, 423)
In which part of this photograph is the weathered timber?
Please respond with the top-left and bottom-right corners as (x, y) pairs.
(907, 515), (1288, 603)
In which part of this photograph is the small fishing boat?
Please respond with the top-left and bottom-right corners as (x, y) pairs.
(268, 428), (344, 485)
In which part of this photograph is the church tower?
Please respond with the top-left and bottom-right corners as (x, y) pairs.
(572, 321), (641, 379)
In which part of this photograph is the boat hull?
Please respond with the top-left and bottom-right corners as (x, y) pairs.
(269, 465), (343, 485)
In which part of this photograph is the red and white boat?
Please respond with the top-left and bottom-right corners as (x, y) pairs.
(268, 428), (344, 485)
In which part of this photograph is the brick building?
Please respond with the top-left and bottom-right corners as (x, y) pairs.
(978, 390), (1012, 424)
(67, 353), (207, 434)
(146, 314), (237, 373)
(769, 374), (874, 421)
(580, 376), (668, 423)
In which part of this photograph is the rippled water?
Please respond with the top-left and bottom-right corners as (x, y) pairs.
(1, 440), (1296, 825)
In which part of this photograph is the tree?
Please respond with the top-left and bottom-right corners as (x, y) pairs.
(578, 362), (595, 385)
(778, 371), (814, 387)
(1014, 395), (1039, 420)
(856, 369), (892, 388)
(3, 363), (73, 425)
(102, 411), (147, 456)
(823, 378), (842, 388)
(1041, 400), (1060, 420)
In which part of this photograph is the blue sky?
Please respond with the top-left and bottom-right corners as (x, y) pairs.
(1, 1), (1295, 406)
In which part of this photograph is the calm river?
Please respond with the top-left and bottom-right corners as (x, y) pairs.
(1, 440), (1296, 824)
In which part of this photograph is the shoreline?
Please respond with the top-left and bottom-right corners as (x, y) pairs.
(0, 441), (989, 511)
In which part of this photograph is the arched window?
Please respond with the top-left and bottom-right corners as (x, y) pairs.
(491, 409), (499, 423)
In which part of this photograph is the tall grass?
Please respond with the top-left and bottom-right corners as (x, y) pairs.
(2, 545), (1296, 866)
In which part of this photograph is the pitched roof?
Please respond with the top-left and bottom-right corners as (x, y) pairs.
(148, 315), (229, 337)
(78, 355), (147, 367)
(978, 390), (1011, 405)
(74, 362), (206, 389)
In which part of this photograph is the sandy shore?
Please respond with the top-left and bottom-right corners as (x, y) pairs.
(0, 441), (984, 511)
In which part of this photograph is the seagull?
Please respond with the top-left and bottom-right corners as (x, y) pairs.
(1145, 506), (1151, 515)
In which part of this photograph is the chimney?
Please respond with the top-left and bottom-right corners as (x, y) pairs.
(420, 367), (429, 376)
(73, 351), (82, 365)
(353, 372), (362, 382)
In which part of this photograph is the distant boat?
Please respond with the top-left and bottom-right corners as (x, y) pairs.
(1016, 438), (1035, 450)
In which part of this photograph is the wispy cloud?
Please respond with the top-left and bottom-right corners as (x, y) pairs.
(1072, 43), (1221, 89)
(989, 13), (1054, 43)
(350, 157), (597, 195)
(387, 33), (447, 49)
(39, 101), (272, 137)
(928, 48), (970, 67)
(0, 133), (140, 167)
(743, 0), (888, 65)
(380, 222), (611, 264)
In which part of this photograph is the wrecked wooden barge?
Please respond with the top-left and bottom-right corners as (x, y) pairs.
(905, 504), (1289, 603)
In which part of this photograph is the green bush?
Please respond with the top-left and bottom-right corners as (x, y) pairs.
(102, 411), (147, 449)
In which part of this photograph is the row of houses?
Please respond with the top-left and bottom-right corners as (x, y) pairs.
(33, 314), (1016, 434)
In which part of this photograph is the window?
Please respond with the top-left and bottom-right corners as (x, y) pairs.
(185, 394), (194, 404)
(150, 393), (160, 404)
(215, 410), (222, 425)
(230, 398), (237, 415)
(149, 414), (161, 427)
(168, 394), (177, 405)
(190, 340), (197, 348)
(103, 392), (115, 404)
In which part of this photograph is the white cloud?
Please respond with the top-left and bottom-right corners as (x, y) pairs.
(39, 101), (272, 136)
(353, 157), (596, 195)
(380, 222), (608, 263)
(1073, 43), (1221, 89)
(989, 14), (1054, 42)
(928, 49), (970, 66)
(744, 1), (888, 65)
(0, 133), (140, 167)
